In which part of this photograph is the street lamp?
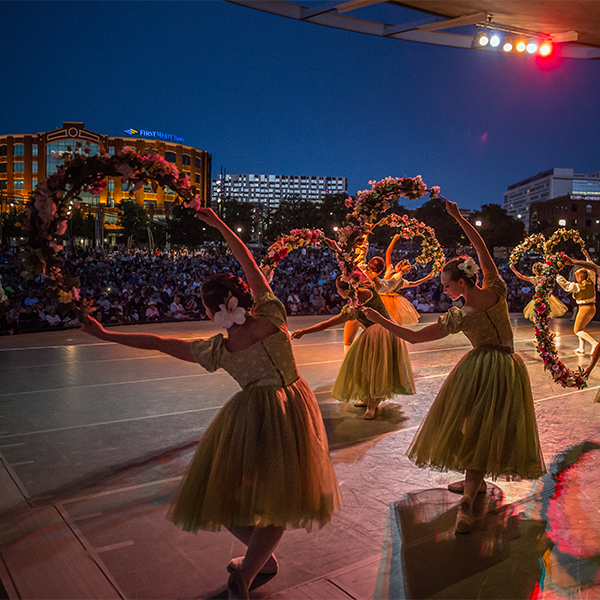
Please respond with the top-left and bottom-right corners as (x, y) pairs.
(333, 226), (339, 232)
(236, 227), (242, 233)
(475, 220), (482, 227)
(559, 219), (567, 227)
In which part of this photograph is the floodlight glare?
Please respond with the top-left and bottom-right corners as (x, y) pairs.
(526, 40), (538, 54)
(490, 32), (501, 47)
(515, 39), (527, 53)
(503, 36), (514, 52)
(539, 42), (552, 56)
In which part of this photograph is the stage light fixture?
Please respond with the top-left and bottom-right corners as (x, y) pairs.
(526, 40), (538, 54)
(502, 36), (514, 52)
(515, 38), (527, 52)
(489, 32), (501, 47)
(539, 41), (552, 56)
(474, 29), (489, 47)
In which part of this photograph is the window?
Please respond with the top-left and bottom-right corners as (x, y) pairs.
(0, 163), (6, 173)
(587, 204), (593, 213)
(572, 204), (578, 212)
(32, 144), (38, 156)
(0, 181), (6, 190)
(108, 180), (115, 191)
(13, 162), (24, 173)
(165, 151), (176, 163)
(109, 147), (115, 156)
(32, 161), (38, 173)
(195, 174), (200, 184)
(14, 179), (25, 189)
(195, 157), (201, 168)
(182, 154), (191, 166)
(586, 219), (592, 227)
(0, 145), (6, 156)
(13, 144), (24, 156)
(32, 179), (37, 189)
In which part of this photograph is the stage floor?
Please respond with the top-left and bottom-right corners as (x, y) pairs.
(1, 313), (599, 599)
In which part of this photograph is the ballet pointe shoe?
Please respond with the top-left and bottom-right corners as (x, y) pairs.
(227, 556), (279, 591)
(354, 401), (368, 407)
(455, 498), (474, 534)
(227, 570), (249, 600)
(364, 398), (380, 420)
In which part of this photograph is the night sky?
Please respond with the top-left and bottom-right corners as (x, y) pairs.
(2, 1), (599, 210)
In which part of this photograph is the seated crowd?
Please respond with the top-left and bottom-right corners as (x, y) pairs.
(0, 244), (576, 335)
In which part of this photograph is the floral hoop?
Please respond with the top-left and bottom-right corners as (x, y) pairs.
(509, 233), (547, 266)
(260, 228), (325, 282)
(544, 228), (587, 257)
(335, 176), (440, 292)
(25, 144), (201, 303)
(532, 251), (587, 389)
(375, 213), (444, 276)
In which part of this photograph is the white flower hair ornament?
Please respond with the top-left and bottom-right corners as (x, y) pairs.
(458, 258), (480, 280)
(213, 295), (247, 329)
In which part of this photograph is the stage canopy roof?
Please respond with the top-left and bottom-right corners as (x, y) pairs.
(226, 1), (600, 60)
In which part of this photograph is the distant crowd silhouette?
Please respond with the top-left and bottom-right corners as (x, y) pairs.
(0, 244), (579, 335)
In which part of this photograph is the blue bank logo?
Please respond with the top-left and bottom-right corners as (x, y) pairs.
(123, 128), (184, 143)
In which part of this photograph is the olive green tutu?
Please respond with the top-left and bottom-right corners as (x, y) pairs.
(168, 378), (342, 532)
(408, 347), (546, 479)
(380, 293), (419, 325)
(523, 294), (567, 321)
(332, 323), (415, 402)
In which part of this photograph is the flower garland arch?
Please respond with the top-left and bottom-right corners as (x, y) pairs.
(510, 230), (588, 389)
(24, 144), (202, 303)
(334, 177), (441, 293)
(259, 228), (326, 282)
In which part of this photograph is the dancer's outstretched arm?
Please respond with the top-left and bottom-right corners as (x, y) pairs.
(445, 200), (497, 277)
(564, 256), (600, 275)
(81, 315), (195, 362)
(385, 235), (401, 270)
(586, 343), (600, 377)
(291, 313), (348, 339)
(402, 272), (435, 288)
(509, 264), (531, 282)
(195, 207), (270, 298)
(362, 307), (447, 344)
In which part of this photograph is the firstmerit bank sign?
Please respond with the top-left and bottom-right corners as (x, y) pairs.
(123, 128), (184, 143)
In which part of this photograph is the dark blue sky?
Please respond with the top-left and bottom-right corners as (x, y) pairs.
(2, 1), (599, 210)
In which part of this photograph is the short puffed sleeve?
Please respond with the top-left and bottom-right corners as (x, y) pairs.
(482, 272), (507, 298)
(190, 334), (224, 372)
(252, 291), (287, 329)
(341, 304), (358, 320)
(437, 307), (465, 334)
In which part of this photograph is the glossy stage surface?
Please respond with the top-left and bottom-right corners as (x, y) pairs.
(0, 313), (599, 599)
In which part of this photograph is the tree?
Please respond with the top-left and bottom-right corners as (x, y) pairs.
(415, 197), (465, 249)
(69, 209), (95, 243)
(117, 200), (149, 246)
(1, 208), (25, 247)
(221, 198), (255, 243)
(167, 204), (212, 247)
(317, 193), (350, 238)
(474, 204), (525, 252)
(263, 195), (320, 241)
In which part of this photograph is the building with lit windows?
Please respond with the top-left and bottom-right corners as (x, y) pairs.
(503, 168), (600, 230)
(212, 172), (347, 209)
(0, 121), (211, 245)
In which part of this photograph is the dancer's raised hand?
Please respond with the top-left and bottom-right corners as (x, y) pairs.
(194, 207), (221, 227)
(445, 199), (461, 220)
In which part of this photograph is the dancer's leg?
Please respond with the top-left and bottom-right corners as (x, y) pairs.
(574, 305), (596, 352)
(455, 469), (485, 534)
(228, 526), (278, 572)
(343, 320), (360, 355)
(365, 397), (382, 420)
(232, 526), (285, 593)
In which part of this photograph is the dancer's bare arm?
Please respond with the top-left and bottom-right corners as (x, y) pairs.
(446, 200), (497, 277)
(81, 315), (195, 362)
(195, 207), (270, 297)
(291, 312), (348, 339)
(362, 307), (447, 344)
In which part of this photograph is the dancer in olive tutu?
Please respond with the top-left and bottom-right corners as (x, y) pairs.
(363, 200), (546, 534)
(81, 208), (342, 599)
(292, 276), (415, 420)
(510, 262), (567, 322)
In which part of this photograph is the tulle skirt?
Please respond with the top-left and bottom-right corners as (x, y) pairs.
(408, 346), (546, 479)
(168, 378), (342, 532)
(380, 293), (420, 325)
(332, 323), (415, 402)
(523, 294), (567, 321)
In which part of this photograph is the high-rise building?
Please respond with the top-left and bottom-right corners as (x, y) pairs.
(0, 121), (212, 245)
(212, 173), (347, 209)
(503, 168), (600, 229)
